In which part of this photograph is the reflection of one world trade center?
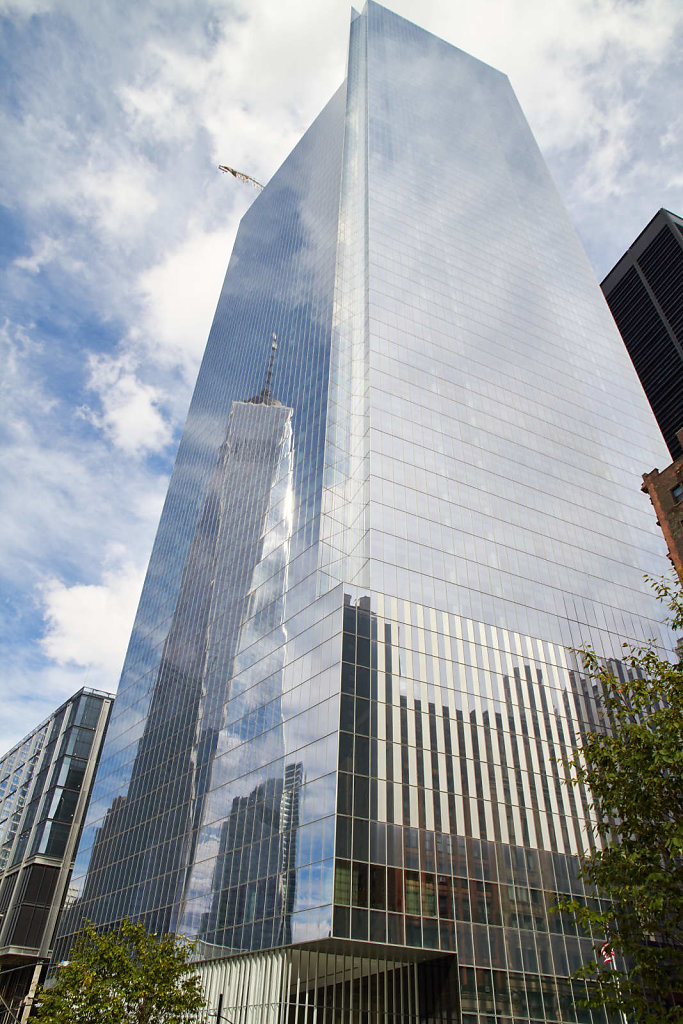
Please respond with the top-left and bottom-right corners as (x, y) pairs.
(79, 339), (298, 938)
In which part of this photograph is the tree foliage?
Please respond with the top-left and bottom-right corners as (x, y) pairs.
(35, 919), (206, 1024)
(560, 578), (683, 1023)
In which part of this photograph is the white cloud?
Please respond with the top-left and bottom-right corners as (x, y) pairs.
(0, 319), (52, 415)
(0, 321), (164, 750)
(0, 0), (53, 16)
(40, 549), (145, 686)
(117, 41), (203, 145)
(13, 234), (64, 274)
(73, 159), (159, 239)
(134, 222), (239, 379)
(0, 316), (165, 617)
(80, 351), (174, 457)
(119, 69), (185, 143)
(660, 125), (680, 150)
(571, 106), (634, 203)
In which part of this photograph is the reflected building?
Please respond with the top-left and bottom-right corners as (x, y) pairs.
(65, 346), (296, 939)
(201, 761), (303, 952)
(55, 3), (678, 1020)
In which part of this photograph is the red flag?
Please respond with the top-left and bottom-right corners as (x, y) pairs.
(601, 941), (615, 964)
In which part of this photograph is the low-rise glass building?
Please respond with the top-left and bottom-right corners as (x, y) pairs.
(0, 689), (112, 1022)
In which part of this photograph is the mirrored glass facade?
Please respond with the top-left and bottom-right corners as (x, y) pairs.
(55, 3), (675, 1019)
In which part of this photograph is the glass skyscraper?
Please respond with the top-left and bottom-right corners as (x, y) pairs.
(54, 4), (675, 1020)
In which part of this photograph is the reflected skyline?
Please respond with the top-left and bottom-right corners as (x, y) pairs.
(69, 358), (296, 940)
(200, 761), (303, 954)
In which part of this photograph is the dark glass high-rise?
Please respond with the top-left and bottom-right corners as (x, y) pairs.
(601, 208), (683, 461)
(0, 689), (112, 1020)
(54, 4), (675, 1020)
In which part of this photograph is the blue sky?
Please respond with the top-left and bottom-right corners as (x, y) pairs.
(1, 0), (682, 753)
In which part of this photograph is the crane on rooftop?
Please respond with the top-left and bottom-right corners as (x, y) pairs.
(218, 165), (264, 191)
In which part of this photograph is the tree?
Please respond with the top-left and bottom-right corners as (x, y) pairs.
(34, 919), (206, 1024)
(559, 577), (683, 1023)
